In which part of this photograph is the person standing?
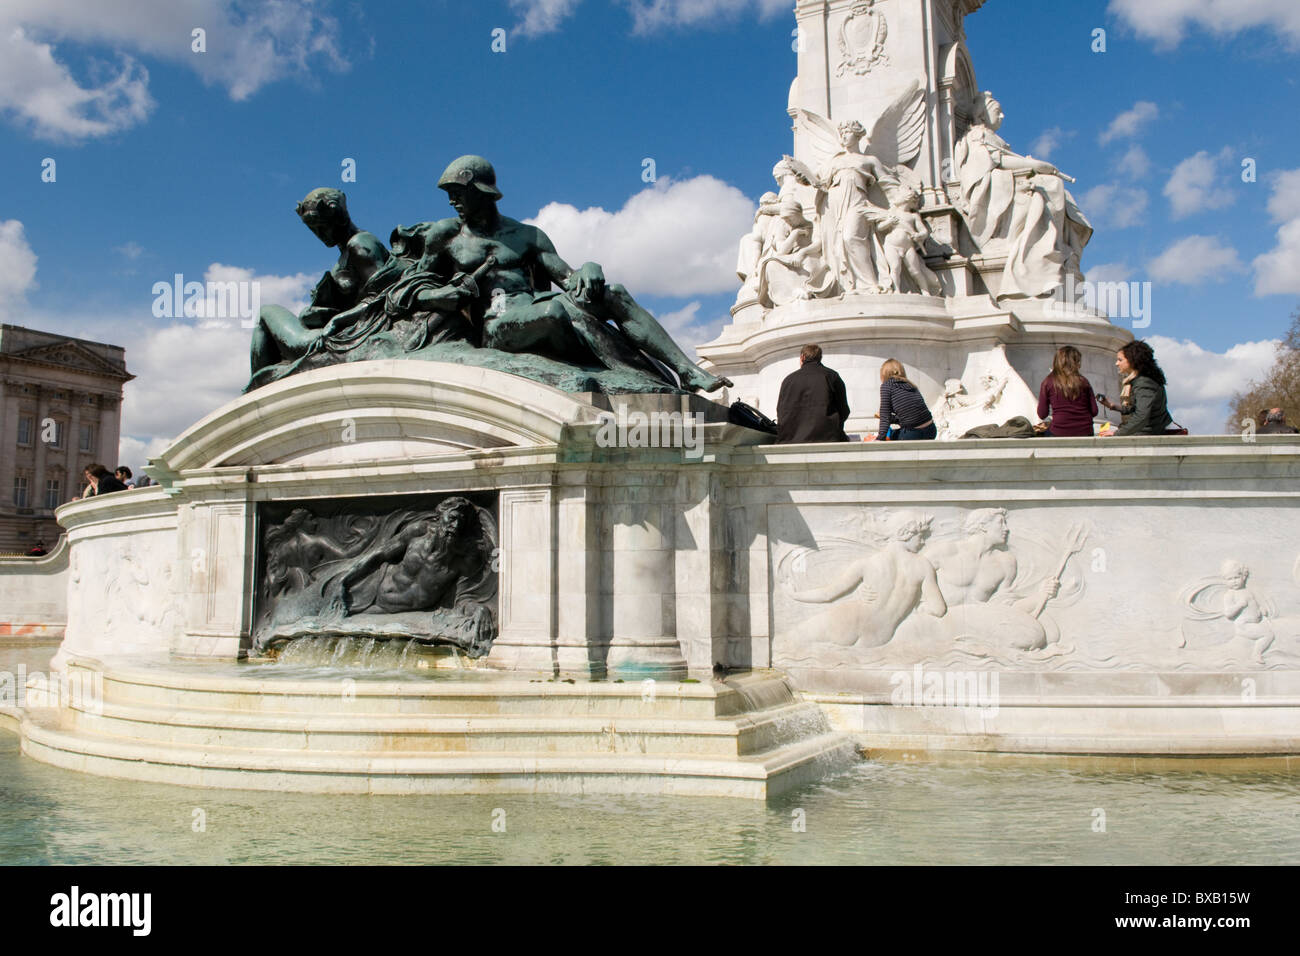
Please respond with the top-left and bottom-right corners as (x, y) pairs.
(876, 359), (936, 441)
(1098, 340), (1173, 435)
(776, 344), (851, 443)
(115, 466), (136, 489)
(1037, 346), (1099, 436)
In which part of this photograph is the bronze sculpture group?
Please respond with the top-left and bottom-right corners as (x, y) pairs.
(249, 156), (732, 395)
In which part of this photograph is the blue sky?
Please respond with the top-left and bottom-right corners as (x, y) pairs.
(1, 0), (1298, 464)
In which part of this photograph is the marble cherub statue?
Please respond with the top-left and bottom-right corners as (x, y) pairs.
(877, 186), (942, 295)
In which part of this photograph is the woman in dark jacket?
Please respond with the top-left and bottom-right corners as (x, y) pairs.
(1038, 345), (1098, 436)
(1099, 340), (1173, 435)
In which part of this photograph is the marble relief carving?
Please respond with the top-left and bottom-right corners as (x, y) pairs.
(1179, 559), (1300, 664)
(775, 507), (1300, 670)
(837, 0), (890, 77)
(776, 508), (1086, 665)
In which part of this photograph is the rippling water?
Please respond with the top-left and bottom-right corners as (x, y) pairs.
(3, 644), (1298, 865)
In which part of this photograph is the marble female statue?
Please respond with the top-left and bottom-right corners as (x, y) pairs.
(955, 92), (1093, 300)
(736, 159), (821, 307)
(785, 82), (929, 296)
(734, 190), (783, 307)
(801, 119), (895, 293)
(755, 197), (834, 308)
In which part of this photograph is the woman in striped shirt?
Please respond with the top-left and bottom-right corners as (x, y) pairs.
(877, 359), (936, 441)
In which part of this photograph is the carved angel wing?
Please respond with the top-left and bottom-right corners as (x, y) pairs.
(791, 108), (843, 175)
(865, 80), (927, 168)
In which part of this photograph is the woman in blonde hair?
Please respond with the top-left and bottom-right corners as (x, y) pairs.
(876, 359), (936, 440)
(1037, 345), (1098, 436)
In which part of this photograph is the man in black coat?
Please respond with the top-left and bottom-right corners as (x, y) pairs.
(776, 344), (851, 443)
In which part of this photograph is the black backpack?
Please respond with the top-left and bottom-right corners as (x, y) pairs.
(728, 401), (778, 435)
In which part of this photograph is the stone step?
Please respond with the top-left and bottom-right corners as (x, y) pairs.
(73, 660), (794, 721)
(66, 698), (833, 758)
(20, 709), (858, 799)
(831, 700), (1300, 740)
(860, 731), (1300, 756)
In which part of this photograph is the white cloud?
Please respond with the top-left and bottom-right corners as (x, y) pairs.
(1109, 0), (1300, 49)
(1099, 101), (1158, 145)
(1264, 168), (1300, 222)
(1253, 167), (1300, 296)
(1146, 335), (1282, 434)
(1080, 183), (1149, 229)
(509, 0), (584, 36)
(1031, 126), (1070, 159)
(1116, 145), (1152, 179)
(526, 175), (755, 296)
(17, 254), (312, 458)
(1164, 148), (1237, 219)
(117, 434), (179, 475)
(180, 263), (313, 326)
(509, 0), (789, 36)
(118, 322), (252, 450)
(1253, 221), (1300, 295)
(626, 0), (790, 33)
(1086, 262), (1132, 284)
(652, 300), (728, 356)
(0, 1), (347, 139)
(115, 241), (144, 260)
(1147, 235), (1245, 285)
(0, 219), (39, 319)
(0, 28), (153, 140)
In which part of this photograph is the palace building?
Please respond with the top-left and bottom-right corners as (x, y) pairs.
(0, 324), (133, 553)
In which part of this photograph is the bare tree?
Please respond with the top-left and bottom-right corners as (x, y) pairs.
(1226, 306), (1300, 433)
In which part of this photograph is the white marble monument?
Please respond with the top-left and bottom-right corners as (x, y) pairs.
(702, 0), (1131, 437)
(2, 2), (1298, 797)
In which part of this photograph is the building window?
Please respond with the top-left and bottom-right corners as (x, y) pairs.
(17, 416), (33, 446)
(48, 420), (65, 449)
(79, 423), (95, 452)
(13, 477), (29, 509)
(85, 394), (96, 406)
(44, 479), (61, 510)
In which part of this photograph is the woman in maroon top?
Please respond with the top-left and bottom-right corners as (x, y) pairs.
(1037, 346), (1098, 436)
